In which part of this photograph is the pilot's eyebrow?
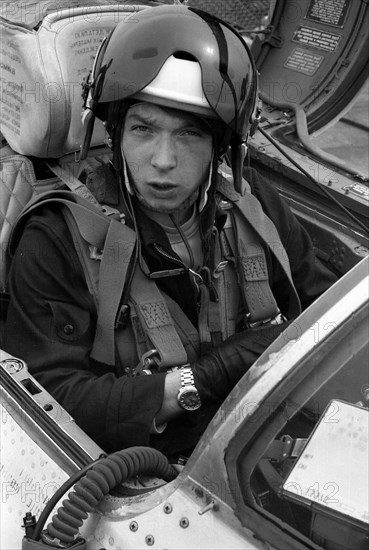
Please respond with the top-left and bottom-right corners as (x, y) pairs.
(124, 112), (157, 125)
(125, 110), (209, 131)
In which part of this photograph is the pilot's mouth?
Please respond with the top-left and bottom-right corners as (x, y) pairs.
(149, 182), (177, 191)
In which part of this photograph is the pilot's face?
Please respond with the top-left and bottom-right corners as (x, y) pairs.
(121, 102), (213, 215)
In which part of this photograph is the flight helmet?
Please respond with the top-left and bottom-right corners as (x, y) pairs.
(81, 4), (261, 193)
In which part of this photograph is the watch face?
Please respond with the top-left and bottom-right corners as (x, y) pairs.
(178, 387), (202, 411)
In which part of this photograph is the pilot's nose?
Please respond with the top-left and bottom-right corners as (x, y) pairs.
(151, 134), (177, 171)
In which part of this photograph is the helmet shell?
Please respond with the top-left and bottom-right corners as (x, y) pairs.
(89, 5), (258, 142)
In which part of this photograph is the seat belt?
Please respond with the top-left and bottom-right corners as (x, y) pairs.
(62, 197), (189, 369)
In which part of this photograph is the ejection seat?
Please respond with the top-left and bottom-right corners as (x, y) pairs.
(0, 4), (148, 330)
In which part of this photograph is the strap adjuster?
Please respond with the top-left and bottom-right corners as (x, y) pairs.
(132, 349), (159, 376)
(245, 311), (287, 329)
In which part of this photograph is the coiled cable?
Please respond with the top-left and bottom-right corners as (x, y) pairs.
(29, 446), (177, 548)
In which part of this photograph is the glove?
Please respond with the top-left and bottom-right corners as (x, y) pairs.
(191, 321), (292, 404)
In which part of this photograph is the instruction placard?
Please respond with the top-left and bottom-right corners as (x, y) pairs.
(293, 26), (341, 52)
(306, 0), (349, 28)
(284, 47), (324, 76)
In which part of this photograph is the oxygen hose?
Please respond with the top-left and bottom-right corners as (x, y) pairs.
(29, 446), (178, 548)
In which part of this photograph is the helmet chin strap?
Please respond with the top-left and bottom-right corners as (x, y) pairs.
(120, 143), (135, 195)
(199, 149), (214, 212)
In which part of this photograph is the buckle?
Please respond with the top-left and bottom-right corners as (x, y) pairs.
(132, 349), (159, 376)
(89, 245), (103, 261)
(132, 350), (187, 376)
(245, 311), (287, 329)
(101, 204), (125, 221)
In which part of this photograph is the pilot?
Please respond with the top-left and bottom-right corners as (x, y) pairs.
(4, 5), (336, 457)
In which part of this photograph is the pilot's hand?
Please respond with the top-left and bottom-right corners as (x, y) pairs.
(191, 321), (292, 403)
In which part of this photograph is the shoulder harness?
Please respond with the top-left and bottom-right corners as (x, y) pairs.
(7, 160), (301, 371)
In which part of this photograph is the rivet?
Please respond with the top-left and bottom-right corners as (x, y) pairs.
(179, 517), (189, 528)
(129, 521), (138, 532)
(163, 503), (172, 514)
(145, 535), (154, 546)
(63, 324), (74, 335)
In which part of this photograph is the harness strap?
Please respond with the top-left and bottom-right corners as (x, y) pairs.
(218, 164), (301, 320)
(62, 207), (100, 304)
(230, 209), (282, 323)
(129, 263), (188, 369)
(91, 218), (136, 365)
(207, 232), (224, 345)
(9, 191), (110, 256)
(197, 282), (212, 352)
(197, 234), (224, 350)
(235, 194), (301, 319)
(46, 160), (101, 207)
(11, 190), (189, 367)
(61, 198), (189, 367)
(162, 292), (200, 362)
(216, 218), (242, 338)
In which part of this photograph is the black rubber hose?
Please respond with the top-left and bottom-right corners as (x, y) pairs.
(41, 446), (177, 547)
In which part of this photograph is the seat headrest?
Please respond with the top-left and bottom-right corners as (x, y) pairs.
(0, 4), (148, 158)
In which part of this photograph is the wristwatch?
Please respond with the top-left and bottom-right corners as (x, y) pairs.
(177, 366), (202, 411)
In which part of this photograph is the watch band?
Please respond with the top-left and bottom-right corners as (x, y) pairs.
(177, 365), (202, 411)
(181, 365), (195, 387)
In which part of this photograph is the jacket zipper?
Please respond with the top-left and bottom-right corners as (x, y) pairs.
(153, 243), (185, 267)
(148, 243), (187, 279)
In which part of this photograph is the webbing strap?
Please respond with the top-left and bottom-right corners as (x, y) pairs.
(197, 282), (212, 351)
(129, 263), (188, 369)
(233, 216), (281, 323)
(218, 165), (301, 319)
(203, 236), (224, 346)
(12, 190), (189, 367)
(46, 160), (101, 206)
(62, 207), (100, 305)
(234, 193), (301, 319)
(161, 292), (200, 362)
(9, 191), (110, 257)
(59, 198), (188, 367)
(91, 220), (136, 365)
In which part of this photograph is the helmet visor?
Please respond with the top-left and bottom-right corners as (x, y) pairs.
(92, 6), (256, 140)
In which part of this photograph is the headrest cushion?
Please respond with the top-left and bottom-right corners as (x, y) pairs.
(0, 5), (146, 158)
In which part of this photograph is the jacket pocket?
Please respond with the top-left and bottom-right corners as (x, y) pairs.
(47, 301), (91, 344)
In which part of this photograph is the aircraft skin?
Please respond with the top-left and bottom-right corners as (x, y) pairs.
(0, 1), (368, 549)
